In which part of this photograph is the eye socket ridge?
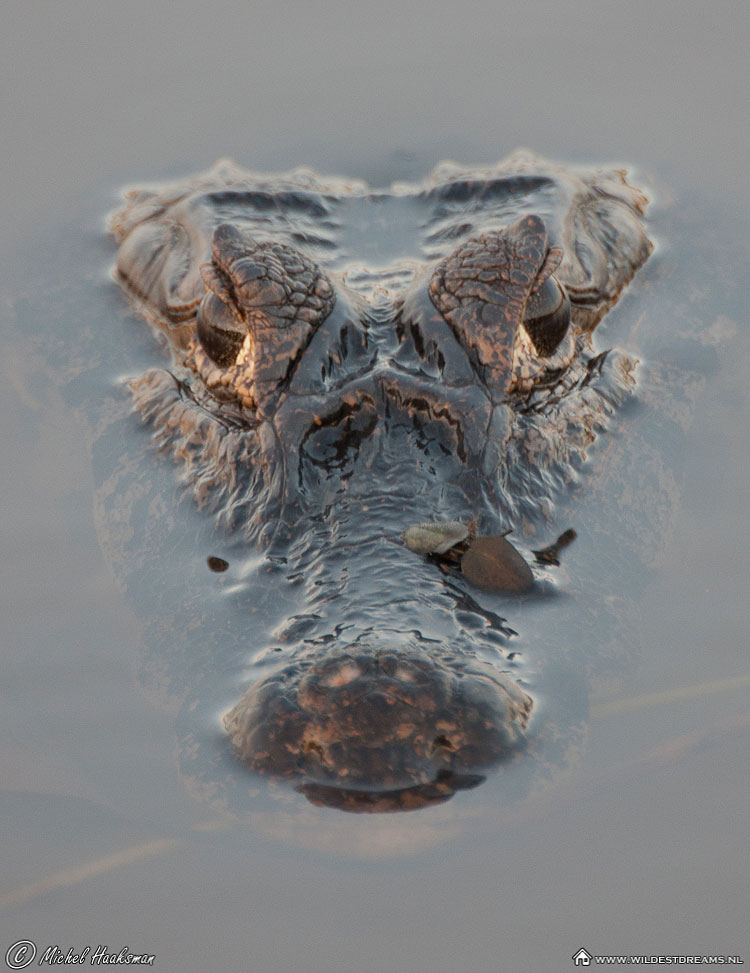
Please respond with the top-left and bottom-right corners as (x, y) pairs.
(196, 292), (246, 367)
(523, 274), (571, 357)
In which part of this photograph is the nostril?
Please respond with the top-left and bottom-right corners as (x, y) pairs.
(378, 654), (397, 677)
(431, 734), (457, 753)
(302, 739), (325, 760)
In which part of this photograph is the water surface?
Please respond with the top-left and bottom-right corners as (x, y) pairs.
(2, 2), (749, 970)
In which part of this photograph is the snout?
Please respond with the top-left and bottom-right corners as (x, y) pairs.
(224, 646), (532, 793)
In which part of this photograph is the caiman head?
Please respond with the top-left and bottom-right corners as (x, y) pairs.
(111, 156), (652, 811)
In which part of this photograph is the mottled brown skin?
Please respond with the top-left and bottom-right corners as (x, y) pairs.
(223, 646), (533, 810)
(111, 154), (653, 811)
(195, 224), (336, 418)
(429, 215), (564, 396)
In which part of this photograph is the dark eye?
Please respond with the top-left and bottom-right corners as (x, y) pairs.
(196, 291), (245, 367)
(523, 275), (570, 356)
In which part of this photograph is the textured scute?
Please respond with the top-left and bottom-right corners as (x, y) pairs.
(428, 216), (550, 393)
(111, 152), (651, 330)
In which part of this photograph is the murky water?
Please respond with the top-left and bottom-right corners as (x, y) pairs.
(2, 2), (748, 970)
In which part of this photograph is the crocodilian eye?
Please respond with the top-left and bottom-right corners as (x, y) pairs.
(196, 291), (245, 367)
(523, 274), (571, 356)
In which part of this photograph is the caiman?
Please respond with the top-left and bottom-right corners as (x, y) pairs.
(109, 150), (652, 812)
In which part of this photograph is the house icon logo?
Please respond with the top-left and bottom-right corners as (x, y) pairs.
(573, 947), (593, 966)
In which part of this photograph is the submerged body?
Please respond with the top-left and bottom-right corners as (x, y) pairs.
(111, 151), (652, 811)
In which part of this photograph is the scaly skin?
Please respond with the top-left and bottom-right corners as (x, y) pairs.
(111, 153), (652, 811)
